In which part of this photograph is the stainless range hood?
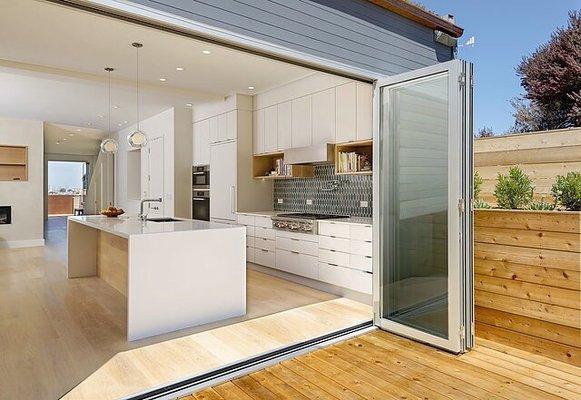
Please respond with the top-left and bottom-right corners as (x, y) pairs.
(283, 143), (335, 165)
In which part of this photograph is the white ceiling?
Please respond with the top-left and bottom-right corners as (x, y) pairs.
(0, 0), (314, 133)
(44, 123), (106, 155)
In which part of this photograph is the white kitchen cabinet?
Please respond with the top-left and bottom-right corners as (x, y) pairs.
(255, 248), (275, 267)
(335, 82), (357, 143)
(277, 101), (292, 151)
(276, 250), (318, 280)
(193, 119), (210, 166)
(226, 110), (237, 141)
(318, 262), (372, 294)
(312, 88), (336, 144)
(218, 113), (228, 142)
(291, 96), (312, 147)
(356, 83), (373, 140)
(253, 109), (265, 154)
(147, 137), (164, 217)
(210, 141), (237, 221)
(264, 105), (278, 153)
(209, 116), (219, 144)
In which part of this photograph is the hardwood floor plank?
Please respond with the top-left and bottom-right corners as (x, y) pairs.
(232, 376), (278, 400)
(265, 364), (340, 400)
(248, 369), (310, 400)
(281, 359), (365, 400)
(211, 381), (255, 400)
(337, 338), (503, 400)
(194, 388), (225, 400)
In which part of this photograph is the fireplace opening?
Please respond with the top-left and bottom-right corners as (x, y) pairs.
(0, 206), (11, 224)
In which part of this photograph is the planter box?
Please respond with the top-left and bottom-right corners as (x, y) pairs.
(474, 209), (580, 366)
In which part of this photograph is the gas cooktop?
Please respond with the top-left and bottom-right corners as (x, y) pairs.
(271, 213), (349, 234)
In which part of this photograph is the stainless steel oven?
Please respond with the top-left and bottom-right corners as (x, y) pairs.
(192, 165), (209, 189)
(192, 190), (210, 221)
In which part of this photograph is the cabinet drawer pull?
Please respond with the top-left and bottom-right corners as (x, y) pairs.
(330, 250), (336, 253)
(328, 263), (338, 267)
(365, 240), (372, 243)
(365, 256), (372, 259)
(261, 249), (268, 252)
(291, 250), (300, 254)
(291, 238), (300, 241)
(330, 235), (336, 238)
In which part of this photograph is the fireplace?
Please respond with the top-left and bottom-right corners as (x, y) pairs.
(0, 206), (11, 224)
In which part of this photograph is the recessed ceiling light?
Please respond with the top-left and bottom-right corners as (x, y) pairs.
(186, 103), (193, 107)
(202, 50), (211, 55)
(113, 105), (119, 109)
(176, 67), (184, 71)
(97, 115), (104, 118)
(87, 122), (93, 126)
(248, 86), (255, 90)
(69, 133), (74, 137)
(159, 77), (167, 82)
(63, 138), (68, 141)
(118, 123), (122, 126)
(123, 120), (128, 124)
(76, 129), (81, 132)
(56, 141), (60, 145)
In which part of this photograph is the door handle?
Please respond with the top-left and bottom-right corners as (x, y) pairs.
(230, 185), (236, 214)
(193, 197), (205, 201)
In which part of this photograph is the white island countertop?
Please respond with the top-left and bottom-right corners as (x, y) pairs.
(69, 215), (239, 238)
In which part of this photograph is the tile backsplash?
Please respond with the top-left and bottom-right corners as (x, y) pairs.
(273, 165), (372, 217)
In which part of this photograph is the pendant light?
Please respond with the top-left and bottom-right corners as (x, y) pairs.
(100, 67), (119, 154)
(127, 42), (148, 148)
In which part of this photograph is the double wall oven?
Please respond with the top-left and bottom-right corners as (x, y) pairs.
(192, 166), (210, 221)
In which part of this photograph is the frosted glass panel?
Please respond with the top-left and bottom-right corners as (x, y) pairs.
(382, 73), (449, 339)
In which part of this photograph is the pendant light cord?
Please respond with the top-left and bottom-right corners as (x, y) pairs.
(108, 69), (111, 137)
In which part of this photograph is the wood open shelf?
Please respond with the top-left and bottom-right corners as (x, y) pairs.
(252, 152), (314, 179)
(335, 139), (372, 175)
(0, 145), (28, 181)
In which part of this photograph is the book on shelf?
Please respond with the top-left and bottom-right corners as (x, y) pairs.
(337, 151), (371, 173)
(272, 158), (291, 177)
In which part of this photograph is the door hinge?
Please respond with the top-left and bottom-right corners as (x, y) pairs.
(459, 324), (466, 340)
(148, 174), (151, 182)
(458, 198), (465, 214)
(458, 72), (466, 88)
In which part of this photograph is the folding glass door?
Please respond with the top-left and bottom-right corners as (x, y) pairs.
(373, 60), (473, 353)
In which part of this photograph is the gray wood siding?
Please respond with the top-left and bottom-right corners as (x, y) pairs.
(126, 0), (454, 75)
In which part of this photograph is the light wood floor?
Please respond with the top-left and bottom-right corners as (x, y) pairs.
(185, 329), (581, 400)
(0, 217), (341, 400)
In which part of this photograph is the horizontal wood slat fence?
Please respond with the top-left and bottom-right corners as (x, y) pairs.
(474, 127), (581, 206)
(474, 209), (581, 366)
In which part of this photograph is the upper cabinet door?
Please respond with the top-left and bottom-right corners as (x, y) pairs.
(193, 119), (210, 166)
(264, 105), (278, 153)
(253, 109), (265, 154)
(291, 96), (312, 147)
(226, 110), (237, 141)
(218, 113), (229, 142)
(277, 101), (292, 151)
(209, 116), (219, 144)
(356, 83), (373, 140)
(312, 88), (336, 144)
(336, 82), (357, 143)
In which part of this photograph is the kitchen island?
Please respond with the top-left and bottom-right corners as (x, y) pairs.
(67, 215), (246, 341)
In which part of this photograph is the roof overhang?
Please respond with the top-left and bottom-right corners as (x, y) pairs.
(366, 0), (464, 38)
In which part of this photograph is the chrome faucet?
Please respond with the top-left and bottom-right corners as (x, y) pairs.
(139, 197), (162, 220)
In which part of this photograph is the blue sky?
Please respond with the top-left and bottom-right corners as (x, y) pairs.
(419, 0), (578, 134)
(48, 161), (85, 190)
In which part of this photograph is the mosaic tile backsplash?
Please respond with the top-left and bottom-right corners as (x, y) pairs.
(273, 165), (372, 217)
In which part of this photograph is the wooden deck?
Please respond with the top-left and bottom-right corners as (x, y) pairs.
(184, 329), (581, 400)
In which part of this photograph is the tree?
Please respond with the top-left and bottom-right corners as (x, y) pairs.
(475, 126), (494, 138)
(510, 11), (581, 133)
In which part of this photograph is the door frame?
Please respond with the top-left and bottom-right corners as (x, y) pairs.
(372, 59), (474, 353)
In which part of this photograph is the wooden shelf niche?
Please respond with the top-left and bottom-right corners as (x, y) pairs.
(0, 145), (28, 181)
(335, 139), (372, 175)
(252, 152), (313, 179)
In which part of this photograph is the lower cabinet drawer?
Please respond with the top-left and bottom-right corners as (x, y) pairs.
(255, 248), (275, 267)
(276, 237), (318, 256)
(255, 226), (275, 240)
(319, 248), (350, 267)
(350, 254), (372, 272)
(255, 237), (275, 251)
(255, 216), (273, 228)
(350, 240), (372, 257)
(246, 235), (255, 248)
(246, 246), (255, 263)
(318, 262), (372, 294)
(244, 226), (255, 237)
(319, 235), (350, 252)
(237, 214), (255, 226)
(276, 250), (318, 280)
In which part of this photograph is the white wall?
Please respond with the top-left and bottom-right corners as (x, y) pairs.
(0, 117), (44, 248)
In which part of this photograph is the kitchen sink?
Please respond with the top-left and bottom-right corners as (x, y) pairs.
(146, 217), (182, 222)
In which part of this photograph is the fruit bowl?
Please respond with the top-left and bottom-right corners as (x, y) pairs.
(100, 207), (125, 218)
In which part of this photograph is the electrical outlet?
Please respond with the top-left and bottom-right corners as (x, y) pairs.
(360, 200), (369, 208)
(306, 199), (313, 205)
(277, 198), (283, 204)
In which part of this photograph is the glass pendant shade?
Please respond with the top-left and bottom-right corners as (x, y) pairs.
(100, 137), (119, 154)
(127, 130), (148, 148)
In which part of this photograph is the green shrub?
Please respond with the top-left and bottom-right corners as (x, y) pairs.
(494, 166), (534, 209)
(474, 171), (483, 200)
(551, 172), (581, 211)
(528, 198), (555, 211)
(474, 199), (492, 209)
